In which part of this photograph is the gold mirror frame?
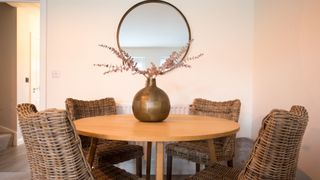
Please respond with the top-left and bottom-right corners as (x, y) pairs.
(116, 0), (191, 70)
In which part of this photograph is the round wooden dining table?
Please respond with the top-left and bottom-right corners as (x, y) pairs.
(74, 114), (240, 180)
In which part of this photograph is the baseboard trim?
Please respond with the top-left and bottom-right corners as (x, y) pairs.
(0, 126), (17, 146)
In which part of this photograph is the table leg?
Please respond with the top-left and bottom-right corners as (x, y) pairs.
(88, 137), (98, 168)
(207, 139), (217, 163)
(146, 142), (152, 180)
(156, 142), (164, 180)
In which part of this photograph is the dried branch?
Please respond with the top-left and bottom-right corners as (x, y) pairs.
(95, 40), (203, 79)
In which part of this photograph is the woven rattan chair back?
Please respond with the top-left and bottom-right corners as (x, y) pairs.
(166, 98), (241, 180)
(65, 97), (117, 148)
(186, 105), (308, 180)
(17, 103), (37, 118)
(190, 98), (241, 122)
(16, 105), (94, 180)
(65, 97), (116, 120)
(16, 103), (39, 179)
(64, 97), (144, 178)
(238, 105), (308, 180)
(192, 98), (241, 163)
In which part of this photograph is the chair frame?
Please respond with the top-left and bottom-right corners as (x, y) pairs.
(166, 98), (241, 180)
(65, 97), (144, 177)
(187, 105), (308, 180)
(17, 103), (138, 179)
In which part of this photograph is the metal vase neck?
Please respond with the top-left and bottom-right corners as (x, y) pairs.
(146, 78), (156, 87)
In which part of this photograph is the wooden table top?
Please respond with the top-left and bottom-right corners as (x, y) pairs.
(74, 114), (240, 142)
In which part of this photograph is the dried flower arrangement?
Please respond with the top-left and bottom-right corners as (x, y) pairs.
(94, 40), (203, 79)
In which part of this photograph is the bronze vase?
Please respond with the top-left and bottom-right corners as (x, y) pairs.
(132, 78), (170, 122)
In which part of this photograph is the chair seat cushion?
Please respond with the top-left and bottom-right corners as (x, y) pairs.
(186, 162), (242, 180)
(166, 138), (233, 165)
(93, 164), (139, 179)
(83, 143), (144, 166)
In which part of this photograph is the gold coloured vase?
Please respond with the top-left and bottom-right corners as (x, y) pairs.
(132, 78), (170, 122)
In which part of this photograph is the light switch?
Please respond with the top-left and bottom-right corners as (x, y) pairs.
(51, 71), (61, 78)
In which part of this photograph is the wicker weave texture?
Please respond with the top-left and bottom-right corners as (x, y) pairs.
(190, 98), (241, 122)
(188, 163), (241, 180)
(65, 97), (118, 148)
(16, 103), (37, 117)
(17, 104), (138, 180)
(166, 98), (241, 164)
(187, 105), (308, 180)
(65, 97), (144, 169)
(84, 142), (144, 165)
(65, 97), (117, 119)
(16, 103), (39, 179)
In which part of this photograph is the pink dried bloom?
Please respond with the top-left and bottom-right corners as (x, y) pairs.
(95, 40), (203, 78)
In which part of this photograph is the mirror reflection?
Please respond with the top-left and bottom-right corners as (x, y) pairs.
(117, 1), (191, 70)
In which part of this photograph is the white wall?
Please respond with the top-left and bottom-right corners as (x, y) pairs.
(0, 3), (17, 139)
(44, 0), (320, 178)
(253, 0), (320, 178)
(45, 0), (254, 138)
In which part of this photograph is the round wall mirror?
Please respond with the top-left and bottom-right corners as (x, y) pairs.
(117, 0), (191, 71)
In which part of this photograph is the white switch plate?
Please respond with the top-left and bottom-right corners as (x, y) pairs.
(51, 71), (61, 78)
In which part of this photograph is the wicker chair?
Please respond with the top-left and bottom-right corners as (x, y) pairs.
(65, 97), (144, 177)
(17, 103), (139, 180)
(166, 98), (241, 179)
(187, 105), (309, 180)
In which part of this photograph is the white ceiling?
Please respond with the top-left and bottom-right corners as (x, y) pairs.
(6, 2), (39, 8)
(0, 0), (39, 7)
(0, 0), (39, 2)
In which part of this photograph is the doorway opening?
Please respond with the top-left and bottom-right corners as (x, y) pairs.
(6, 2), (40, 145)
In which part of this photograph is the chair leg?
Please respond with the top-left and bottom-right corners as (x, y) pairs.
(196, 163), (200, 172)
(136, 157), (142, 177)
(87, 138), (98, 168)
(166, 155), (173, 180)
(146, 142), (152, 180)
(227, 159), (233, 167)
